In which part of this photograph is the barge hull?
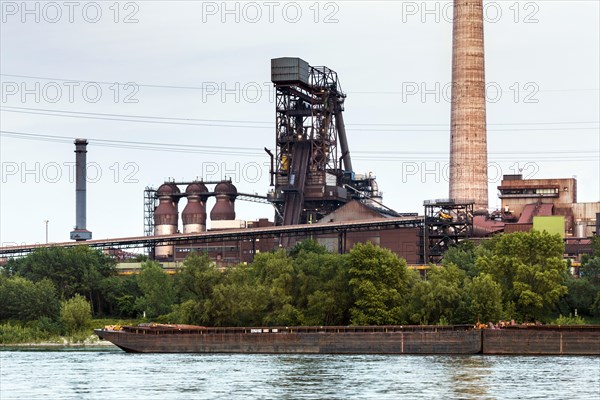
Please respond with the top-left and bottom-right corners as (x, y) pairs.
(95, 327), (481, 354)
(96, 325), (600, 355)
(482, 326), (600, 355)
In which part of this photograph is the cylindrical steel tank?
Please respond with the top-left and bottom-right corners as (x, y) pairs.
(182, 182), (208, 233)
(367, 177), (383, 207)
(154, 183), (180, 258)
(575, 221), (586, 238)
(210, 182), (237, 221)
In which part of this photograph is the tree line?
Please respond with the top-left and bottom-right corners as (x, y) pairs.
(1, 231), (599, 335)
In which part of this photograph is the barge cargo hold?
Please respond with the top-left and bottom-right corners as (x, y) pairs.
(95, 325), (481, 354)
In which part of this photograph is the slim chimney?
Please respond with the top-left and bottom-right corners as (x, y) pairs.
(70, 139), (92, 241)
(449, 0), (488, 211)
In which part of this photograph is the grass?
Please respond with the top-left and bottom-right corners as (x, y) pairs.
(0, 317), (143, 345)
(0, 322), (62, 344)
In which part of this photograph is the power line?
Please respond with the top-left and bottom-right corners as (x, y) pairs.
(1, 106), (598, 132)
(0, 106), (268, 125)
(0, 74), (229, 92)
(0, 131), (263, 156)
(2, 73), (598, 94)
(2, 105), (599, 127)
(353, 88), (600, 94)
(1, 130), (598, 162)
(1, 108), (270, 129)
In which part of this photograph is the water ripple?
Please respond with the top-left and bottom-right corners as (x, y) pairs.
(1, 350), (599, 399)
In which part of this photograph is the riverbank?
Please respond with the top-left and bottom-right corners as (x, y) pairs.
(0, 318), (141, 347)
(0, 334), (117, 349)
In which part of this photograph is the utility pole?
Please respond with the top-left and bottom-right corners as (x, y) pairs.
(44, 220), (49, 243)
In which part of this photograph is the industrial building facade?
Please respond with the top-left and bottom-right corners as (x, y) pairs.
(498, 174), (599, 238)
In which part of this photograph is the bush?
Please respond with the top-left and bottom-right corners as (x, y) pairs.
(0, 322), (58, 344)
(554, 313), (587, 325)
(34, 316), (62, 336)
(60, 295), (92, 334)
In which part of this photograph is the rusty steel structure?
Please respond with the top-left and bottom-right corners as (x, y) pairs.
(143, 187), (158, 237)
(153, 183), (182, 258)
(135, 58), (395, 257)
(145, 180), (241, 259)
(210, 182), (237, 221)
(421, 199), (474, 264)
(268, 58), (381, 230)
(449, 0), (489, 212)
(269, 57), (350, 227)
(182, 182), (209, 234)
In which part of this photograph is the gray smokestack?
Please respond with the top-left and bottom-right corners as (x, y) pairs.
(70, 139), (92, 241)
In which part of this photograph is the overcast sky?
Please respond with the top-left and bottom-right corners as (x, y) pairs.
(1, 0), (599, 246)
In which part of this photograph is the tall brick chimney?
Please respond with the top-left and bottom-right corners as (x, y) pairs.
(449, 0), (489, 211)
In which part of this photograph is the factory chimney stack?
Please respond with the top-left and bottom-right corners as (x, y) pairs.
(449, 0), (489, 211)
(70, 139), (92, 241)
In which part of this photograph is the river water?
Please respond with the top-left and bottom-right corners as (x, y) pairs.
(1, 348), (599, 399)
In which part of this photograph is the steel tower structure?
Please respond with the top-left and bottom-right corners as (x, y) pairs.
(269, 58), (353, 226)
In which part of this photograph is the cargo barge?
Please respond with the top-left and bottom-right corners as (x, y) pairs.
(95, 324), (600, 355)
(95, 324), (481, 354)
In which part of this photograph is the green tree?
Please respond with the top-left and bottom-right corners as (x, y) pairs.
(289, 239), (327, 258)
(4, 247), (116, 314)
(592, 293), (600, 317)
(348, 242), (411, 325)
(135, 262), (175, 318)
(579, 256), (600, 286)
(590, 236), (600, 256)
(251, 250), (304, 326)
(176, 253), (220, 302)
(173, 253), (222, 324)
(570, 238), (600, 316)
(442, 241), (478, 277)
(291, 243), (350, 326)
(0, 276), (60, 322)
(476, 231), (568, 321)
(408, 264), (469, 324)
(210, 265), (269, 326)
(468, 273), (504, 323)
(99, 275), (141, 318)
(60, 294), (92, 334)
(563, 276), (597, 316)
(162, 299), (205, 325)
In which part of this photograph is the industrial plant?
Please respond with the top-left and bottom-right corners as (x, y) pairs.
(1, 0), (598, 269)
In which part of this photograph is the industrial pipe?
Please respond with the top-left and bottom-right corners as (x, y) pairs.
(335, 108), (353, 173)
